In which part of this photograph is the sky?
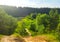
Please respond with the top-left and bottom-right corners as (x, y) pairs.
(0, 0), (60, 8)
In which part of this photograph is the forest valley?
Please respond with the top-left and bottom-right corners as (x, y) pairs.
(0, 7), (60, 42)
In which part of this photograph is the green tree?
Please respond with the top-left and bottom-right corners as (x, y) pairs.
(0, 8), (17, 35)
(36, 14), (45, 34)
(15, 17), (32, 36)
(49, 9), (59, 32)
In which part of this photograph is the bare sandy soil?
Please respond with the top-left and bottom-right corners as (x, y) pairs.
(0, 36), (25, 42)
(0, 36), (47, 42)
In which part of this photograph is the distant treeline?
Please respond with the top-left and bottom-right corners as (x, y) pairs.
(0, 5), (60, 17)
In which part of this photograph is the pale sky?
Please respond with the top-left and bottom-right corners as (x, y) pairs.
(0, 0), (60, 8)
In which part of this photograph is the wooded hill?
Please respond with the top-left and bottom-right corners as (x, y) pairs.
(0, 5), (60, 17)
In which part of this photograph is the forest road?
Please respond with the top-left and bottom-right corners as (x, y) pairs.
(0, 36), (47, 42)
(0, 36), (15, 42)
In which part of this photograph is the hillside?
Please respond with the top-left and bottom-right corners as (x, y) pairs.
(0, 5), (60, 42)
(0, 5), (60, 17)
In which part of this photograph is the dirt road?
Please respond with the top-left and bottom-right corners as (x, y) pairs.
(0, 36), (47, 42)
(23, 36), (47, 42)
(1, 36), (12, 42)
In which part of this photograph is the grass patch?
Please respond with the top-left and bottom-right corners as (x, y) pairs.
(0, 34), (4, 41)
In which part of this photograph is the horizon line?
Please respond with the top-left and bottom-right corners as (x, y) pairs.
(0, 5), (60, 8)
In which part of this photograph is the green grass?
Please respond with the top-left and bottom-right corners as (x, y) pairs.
(0, 34), (4, 41)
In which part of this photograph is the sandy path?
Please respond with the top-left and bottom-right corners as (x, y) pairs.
(0, 36), (15, 42)
(23, 36), (47, 42)
(0, 36), (47, 42)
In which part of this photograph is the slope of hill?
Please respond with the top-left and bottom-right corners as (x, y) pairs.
(0, 5), (60, 17)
